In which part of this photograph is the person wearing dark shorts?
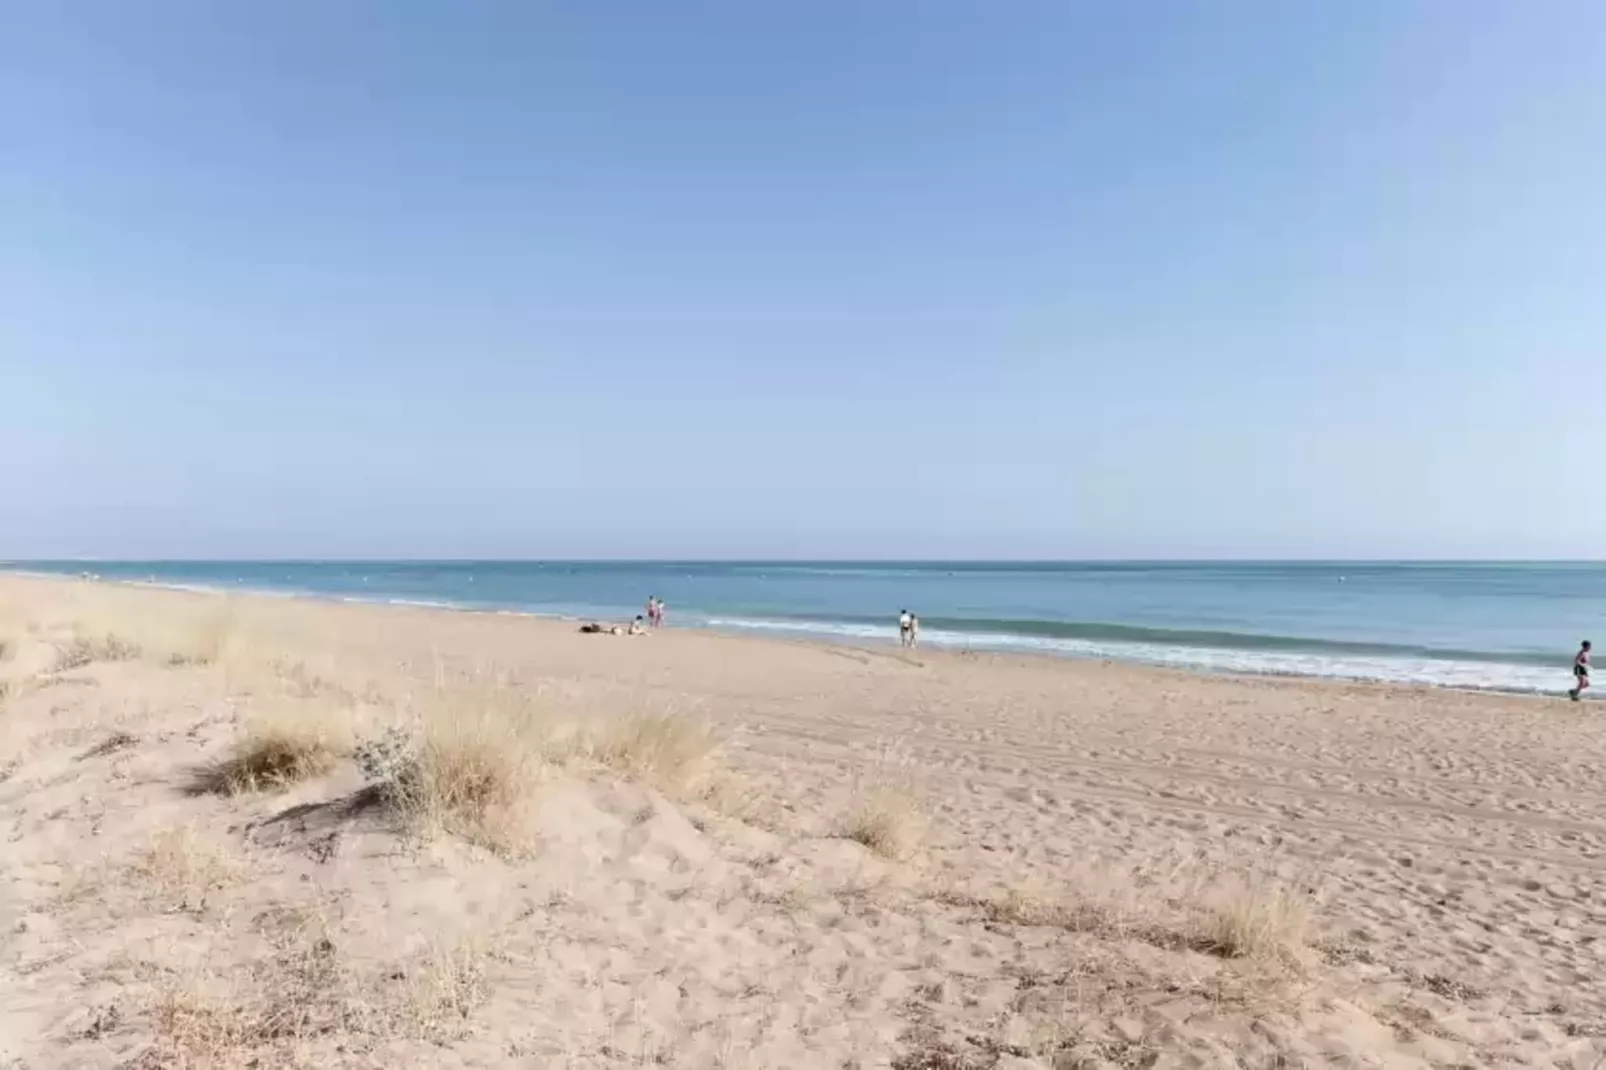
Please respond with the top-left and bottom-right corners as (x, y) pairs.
(1570, 640), (1591, 701)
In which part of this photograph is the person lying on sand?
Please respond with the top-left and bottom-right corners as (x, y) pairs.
(578, 619), (648, 636)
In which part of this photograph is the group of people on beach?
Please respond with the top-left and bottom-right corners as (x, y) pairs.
(578, 596), (666, 637)
(898, 609), (920, 649)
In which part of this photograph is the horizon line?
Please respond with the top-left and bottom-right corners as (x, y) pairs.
(6, 558), (1605, 566)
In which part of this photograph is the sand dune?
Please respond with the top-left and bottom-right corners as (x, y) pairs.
(2, 574), (1603, 1067)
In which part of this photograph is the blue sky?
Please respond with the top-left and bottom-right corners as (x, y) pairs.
(4, 2), (1603, 559)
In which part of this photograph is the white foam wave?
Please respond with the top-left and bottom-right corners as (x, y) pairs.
(703, 617), (1566, 694)
(120, 578), (304, 599)
(707, 617), (888, 640)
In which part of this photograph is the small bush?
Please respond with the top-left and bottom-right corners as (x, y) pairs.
(205, 712), (348, 794)
(354, 708), (552, 855)
(417, 712), (550, 852)
(1199, 877), (1313, 965)
(354, 724), (418, 800)
(839, 786), (925, 861)
(595, 712), (719, 797)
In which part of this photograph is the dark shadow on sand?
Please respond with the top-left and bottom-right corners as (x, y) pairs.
(257, 785), (386, 831)
(241, 786), (390, 854)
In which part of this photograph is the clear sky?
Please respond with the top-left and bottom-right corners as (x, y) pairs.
(4, 2), (1603, 559)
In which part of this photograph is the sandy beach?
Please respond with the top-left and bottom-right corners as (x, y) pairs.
(2, 572), (1604, 1068)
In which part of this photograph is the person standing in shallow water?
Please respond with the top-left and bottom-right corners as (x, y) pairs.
(898, 609), (913, 648)
(1571, 641), (1592, 701)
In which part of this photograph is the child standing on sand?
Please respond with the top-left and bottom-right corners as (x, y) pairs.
(1571, 641), (1592, 701)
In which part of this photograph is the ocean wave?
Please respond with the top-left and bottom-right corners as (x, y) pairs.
(702, 616), (1566, 693)
(757, 613), (1559, 668)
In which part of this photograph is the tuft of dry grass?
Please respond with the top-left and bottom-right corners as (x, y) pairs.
(47, 602), (239, 671)
(979, 883), (1089, 929)
(1197, 876), (1314, 966)
(408, 709), (554, 853)
(938, 860), (1237, 954)
(163, 606), (236, 667)
(129, 826), (244, 914)
(838, 785), (925, 861)
(262, 659), (360, 702)
(152, 980), (262, 1063)
(50, 865), (105, 912)
(148, 905), (491, 1062)
(151, 932), (377, 1061)
(402, 939), (492, 1041)
(0, 613), (27, 664)
(52, 630), (141, 672)
(358, 694), (738, 853)
(202, 709), (350, 794)
(354, 682), (560, 854)
(978, 868), (1178, 941)
(594, 712), (721, 798)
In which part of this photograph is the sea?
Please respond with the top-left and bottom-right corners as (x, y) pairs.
(6, 561), (1602, 694)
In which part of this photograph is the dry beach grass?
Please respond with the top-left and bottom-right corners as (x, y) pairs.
(2, 573), (1604, 1067)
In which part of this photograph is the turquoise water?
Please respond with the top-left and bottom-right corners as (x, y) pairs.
(7, 561), (1603, 693)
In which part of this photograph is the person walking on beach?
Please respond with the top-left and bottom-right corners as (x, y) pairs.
(908, 613), (920, 650)
(654, 598), (667, 628)
(898, 609), (913, 648)
(1571, 640), (1592, 701)
(646, 596), (659, 628)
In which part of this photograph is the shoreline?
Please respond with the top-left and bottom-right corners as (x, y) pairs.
(0, 568), (1579, 704)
